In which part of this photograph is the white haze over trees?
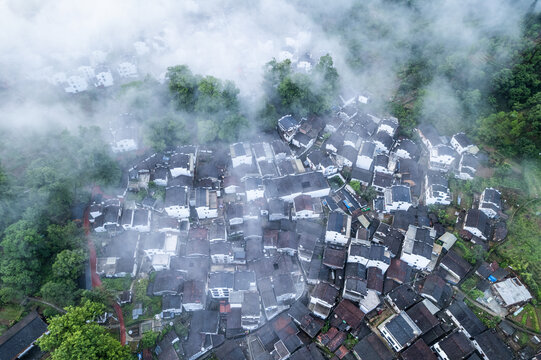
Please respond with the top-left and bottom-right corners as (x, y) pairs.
(0, 0), (536, 133)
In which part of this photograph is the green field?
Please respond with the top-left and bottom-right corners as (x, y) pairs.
(509, 304), (541, 333)
(496, 200), (541, 300)
(0, 304), (24, 335)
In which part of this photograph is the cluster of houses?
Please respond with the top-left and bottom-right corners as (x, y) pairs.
(39, 38), (167, 94)
(81, 91), (535, 360)
(48, 56), (140, 94)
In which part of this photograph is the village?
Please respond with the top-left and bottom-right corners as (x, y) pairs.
(67, 88), (537, 360)
(1, 1), (541, 359)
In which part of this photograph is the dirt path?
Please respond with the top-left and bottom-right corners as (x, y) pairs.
(26, 297), (66, 314)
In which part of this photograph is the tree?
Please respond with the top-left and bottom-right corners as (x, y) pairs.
(0, 162), (15, 233)
(45, 222), (84, 257)
(37, 301), (130, 360)
(145, 116), (188, 151)
(0, 220), (44, 294)
(218, 114), (248, 142)
(314, 54), (340, 97)
(139, 331), (159, 349)
(0, 287), (22, 306)
(40, 281), (77, 308)
(260, 55), (337, 122)
(167, 65), (199, 112)
(359, 186), (377, 203)
(52, 249), (85, 281)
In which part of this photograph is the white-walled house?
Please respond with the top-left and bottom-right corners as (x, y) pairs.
(463, 209), (490, 241)
(456, 153), (479, 180)
(325, 211), (351, 245)
(131, 209), (151, 232)
(117, 62), (138, 78)
(392, 139), (419, 161)
(169, 153), (194, 178)
(192, 188), (218, 219)
(384, 185), (412, 213)
(95, 69), (114, 88)
(277, 115), (300, 142)
(230, 142), (253, 168)
(479, 188), (501, 219)
(308, 282), (339, 319)
(164, 186), (190, 219)
(373, 131), (394, 155)
(450, 133), (474, 155)
(400, 225), (436, 270)
(245, 177), (265, 202)
(377, 117), (399, 137)
(292, 195), (322, 219)
(64, 75), (88, 93)
(78, 66), (95, 81)
(356, 141), (376, 170)
(263, 172), (330, 202)
(428, 145), (457, 173)
(425, 172), (451, 206)
(348, 243), (391, 273)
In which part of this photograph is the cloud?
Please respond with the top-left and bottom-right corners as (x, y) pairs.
(0, 0), (535, 138)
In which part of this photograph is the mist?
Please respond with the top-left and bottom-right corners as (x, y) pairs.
(0, 0), (537, 141)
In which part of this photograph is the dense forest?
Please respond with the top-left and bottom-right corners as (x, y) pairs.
(0, 129), (120, 311)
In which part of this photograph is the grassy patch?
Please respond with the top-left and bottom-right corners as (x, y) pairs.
(146, 296), (162, 317)
(102, 276), (132, 292)
(496, 201), (541, 300)
(523, 160), (541, 198)
(0, 304), (24, 328)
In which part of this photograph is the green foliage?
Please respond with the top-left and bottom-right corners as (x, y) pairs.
(464, 299), (501, 329)
(429, 205), (455, 228)
(0, 287), (23, 306)
(145, 116), (189, 151)
(461, 277), (485, 300)
(477, 110), (538, 157)
(0, 220), (44, 293)
(37, 301), (130, 360)
(259, 54), (340, 128)
(40, 281), (77, 308)
(80, 288), (113, 307)
(349, 180), (361, 195)
(321, 320), (330, 333)
(358, 186), (378, 203)
(454, 239), (484, 265)
(102, 276), (132, 292)
(0, 162), (16, 233)
(0, 218), (86, 297)
(174, 321), (189, 338)
(0, 304), (23, 328)
(165, 65), (247, 144)
(45, 222), (85, 256)
(139, 331), (159, 350)
(52, 249), (85, 281)
(167, 65), (199, 112)
(328, 176), (344, 190)
(496, 201), (541, 300)
(344, 333), (359, 350)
